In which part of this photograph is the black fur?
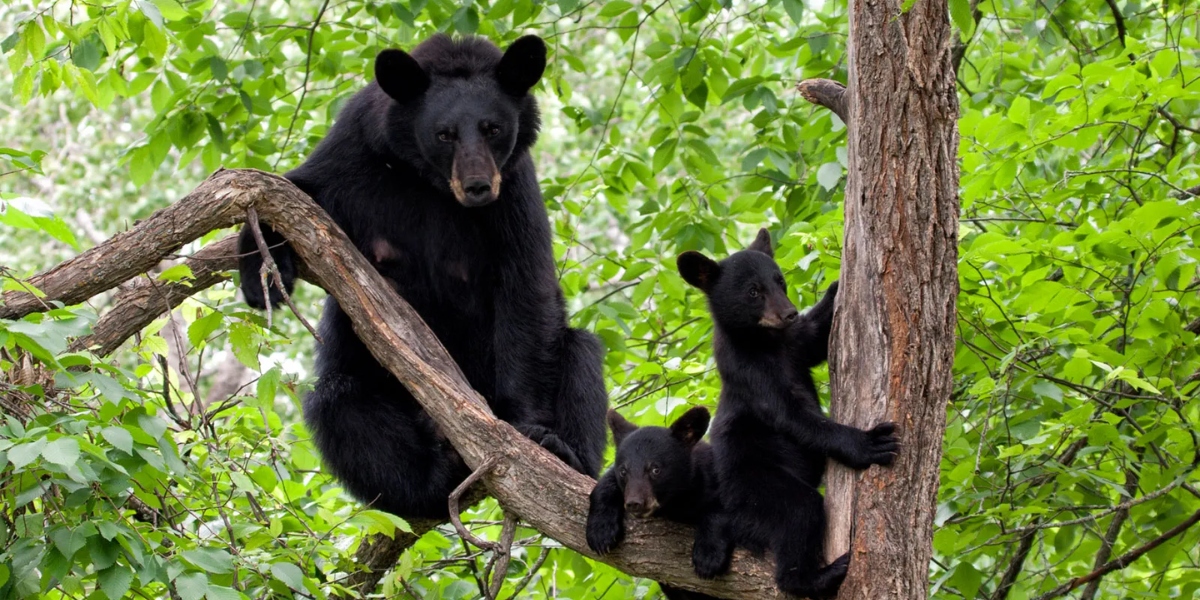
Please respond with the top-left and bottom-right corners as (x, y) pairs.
(237, 35), (608, 519)
(676, 228), (899, 599)
(586, 408), (722, 600)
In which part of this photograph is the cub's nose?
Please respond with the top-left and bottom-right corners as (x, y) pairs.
(625, 500), (655, 517)
(784, 308), (800, 323)
(463, 178), (492, 199)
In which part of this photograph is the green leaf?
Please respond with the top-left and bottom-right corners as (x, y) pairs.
(817, 162), (842, 190)
(98, 564), (134, 600)
(8, 439), (47, 469)
(270, 563), (304, 590)
(782, 0), (804, 25)
(42, 438), (80, 466)
(229, 322), (260, 371)
(136, 0), (165, 29)
(652, 138), (677, 172)
(205, 586), (242, 600)
(72, 38), (102, 71)
(175, 572), (208, 600)
(182, 548), (233, 574)
(50, 527), (87, 559)
(158, 264), (195, 282)
(151, 0), (190, 21)
(101, 426), (134, 454)
(949, 0), (975, 41)
(188, 311), (224, 347)
(255, 366), (280, 409)
(598, 1), (634, 17)
(137, 414), (168, 440)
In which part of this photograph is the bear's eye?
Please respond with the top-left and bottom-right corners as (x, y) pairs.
(775, 275), (785, 287)
(649, 466), (660, 477)
(437, 131), (454, 143)
(485, 125), (502, 137)
(618, 467), (628, 479)
(749, 286), (759, 298)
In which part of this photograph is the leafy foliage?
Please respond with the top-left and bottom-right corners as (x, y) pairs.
(1, 0), (1198, 599)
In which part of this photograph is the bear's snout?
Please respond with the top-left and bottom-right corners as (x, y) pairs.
(450, 143), (501, 207)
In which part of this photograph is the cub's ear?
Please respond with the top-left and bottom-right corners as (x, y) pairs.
(747, 228), (774, 257)
(497, 35), (547, 96)
(669, 407), (711, 447)
(608, 409), (639, 447)
(375, 49), (429, 103)
(677, 251), (721, 291)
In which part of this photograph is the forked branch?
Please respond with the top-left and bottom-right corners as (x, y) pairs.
(3, 168), (788, 600)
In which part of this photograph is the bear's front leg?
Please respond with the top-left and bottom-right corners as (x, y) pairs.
(238, 222), (297, 309)
(586, 473), (626, 555)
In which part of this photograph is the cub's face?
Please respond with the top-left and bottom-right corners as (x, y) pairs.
(677, 228), (799, 332)
(606, 407), (710, 519)
(374, 36), (546, 207)
(612, 429), (694, 518)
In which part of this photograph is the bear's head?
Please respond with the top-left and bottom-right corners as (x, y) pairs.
(677, 228), (800, 333)
(606, 407), (710, 519)
(373, 35), (545, 207)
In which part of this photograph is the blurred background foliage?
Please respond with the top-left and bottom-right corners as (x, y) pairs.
(1, 0), (1199, 598)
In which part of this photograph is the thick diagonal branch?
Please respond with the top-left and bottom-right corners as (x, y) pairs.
(6, 168), (787, 600)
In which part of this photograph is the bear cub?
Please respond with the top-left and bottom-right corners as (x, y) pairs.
(587, 407), (720, 600)
(677, 229), (899, 600)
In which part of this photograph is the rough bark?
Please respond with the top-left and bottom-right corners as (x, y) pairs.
(8, 168), (786, 599)
(815, 0), (961, 597)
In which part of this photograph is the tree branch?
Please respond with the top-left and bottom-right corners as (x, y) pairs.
(796, 78), (847, 124)
(7, 168), (786, 599)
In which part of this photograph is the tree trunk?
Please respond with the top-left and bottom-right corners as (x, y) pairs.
(817, 0), (961, 597)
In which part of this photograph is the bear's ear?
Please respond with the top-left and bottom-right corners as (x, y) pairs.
(677, 251), (721, 291)
(496, 35), (546, 96)
(669, 407), (711, 447)
(375, 49), (430, 104)
(608, 410), (639, 447)
(747, 228), (773, 257)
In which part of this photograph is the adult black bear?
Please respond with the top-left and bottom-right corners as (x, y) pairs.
(676, 229), (898, 599)
(586, 407), (720, 600)
(237, 35), (608, 519)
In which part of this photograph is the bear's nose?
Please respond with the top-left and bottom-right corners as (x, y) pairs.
(463, 178), (492, 198)
(784, 308), (799, 323)
(625, 500), (648, 516)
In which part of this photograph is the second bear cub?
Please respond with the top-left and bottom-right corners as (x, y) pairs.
(587, 407), (719, 600)
(678, 229), (899, 600)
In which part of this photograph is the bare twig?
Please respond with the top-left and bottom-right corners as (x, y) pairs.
(244, 207), (322, 342)
(447, 456), (517, 600)
(448, 456), (503, 552)
(275, 0), (331, 169)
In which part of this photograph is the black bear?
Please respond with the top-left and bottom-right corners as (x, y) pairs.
(586, 407), (720, 600)
(676, 229), (898, 599)
(237, 35), (608, 519)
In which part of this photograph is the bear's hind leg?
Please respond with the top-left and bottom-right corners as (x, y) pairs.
(771, 496), (845, 599)
(303, 373), (466, 519)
